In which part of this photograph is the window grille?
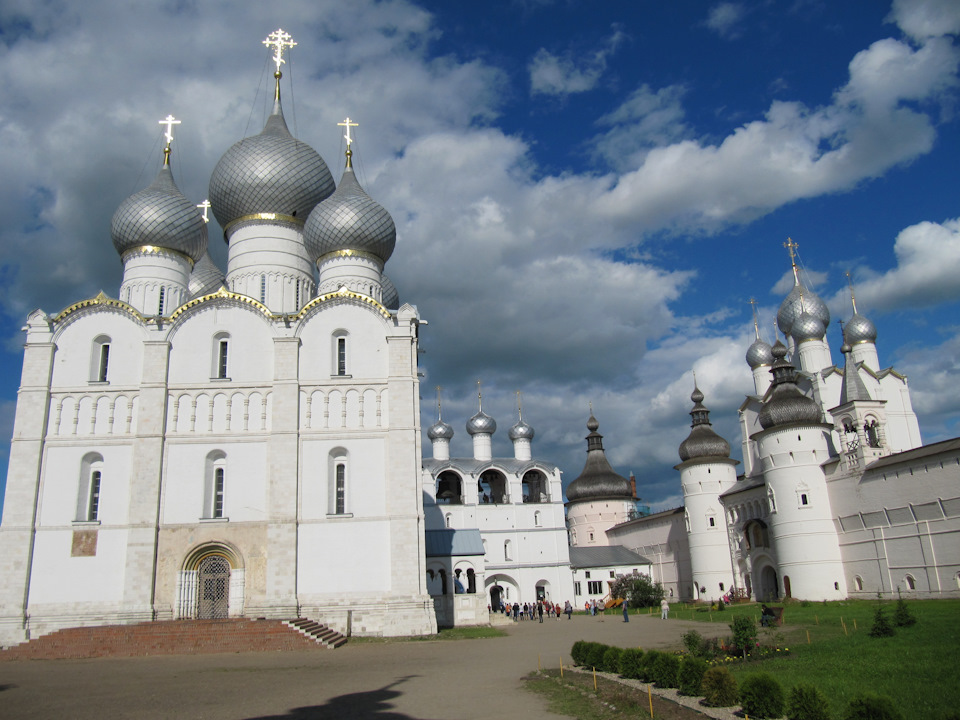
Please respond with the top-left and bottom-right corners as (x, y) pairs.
(213, 468), (225, 518)
(88, 470), (101, 521)
(335, 464), (346, 514)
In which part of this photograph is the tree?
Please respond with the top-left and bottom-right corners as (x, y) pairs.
(610, 572), (665, 608)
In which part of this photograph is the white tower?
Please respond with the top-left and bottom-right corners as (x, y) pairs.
(755, 341), (846, 600)
(676, 384), (739, 602)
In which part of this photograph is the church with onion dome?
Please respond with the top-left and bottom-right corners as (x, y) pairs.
(604, 242), (960, 604)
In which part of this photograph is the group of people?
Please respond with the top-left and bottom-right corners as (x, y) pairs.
(490, 600), (575, 622)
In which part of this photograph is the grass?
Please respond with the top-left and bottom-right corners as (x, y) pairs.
(349, 625), (506, 643)
(674, 598), (960, 719)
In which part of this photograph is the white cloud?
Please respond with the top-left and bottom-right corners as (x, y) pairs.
(887, 0), (960, 41)
(529, 27), (626, 97)
(705, 3), (747, 40)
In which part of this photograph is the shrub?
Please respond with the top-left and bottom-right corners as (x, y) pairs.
(701, 666), (739, 707)
(602, 646), (623, 674)
(587, 642), (609, 669)
(893, 598), (916, 627)
(868, 606), (895, 638)
(570, 640), (587, 666)
(787, 684), (832, 720)
(731, 615), (758, 659)
(651, 653), (681, 688)
(717, 598), (725, 611)
(640, 650), (662, 683)
(739, 673), (786, 719)
(618, 648), (644, 679)
(843, 693), (904, 720)
(677, 656), (708, 696)
(682, 629), (704, 656)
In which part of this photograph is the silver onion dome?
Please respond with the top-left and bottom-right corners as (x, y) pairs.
(427, 419), (454, 440)
(565, 414), (633, 503)
(304, 164), (396, 264)
(111, 165), (208, 262)
(466, 411), (496, 436)
(509, 420), (535, 441)
(844, 313), (877, 345)
(381, 274), (400, 309)
(791, 309), (826, 343)
(746, 337), (774, 368)
(188, 251), (225, 298)
(678, 386), (731, 461)
(777, 282), (830, 336)
(758, 341), (822, 429)
(208, 99), (335, 229)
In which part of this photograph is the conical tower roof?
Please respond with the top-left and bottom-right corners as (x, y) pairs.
(565, 414), (633, 503)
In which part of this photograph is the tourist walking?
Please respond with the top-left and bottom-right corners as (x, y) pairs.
(537, 602), (544, 623)
(564, 600), (572, 620)
(660, 597), (669, 620)
(622, 599), (629, 622)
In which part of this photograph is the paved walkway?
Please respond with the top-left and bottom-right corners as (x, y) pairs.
(0, 611), (728, 719)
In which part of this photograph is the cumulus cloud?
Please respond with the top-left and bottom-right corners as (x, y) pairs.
(705, 3), (747, 40)
(529, 26), (626, 96)
(887, 0), (960, 41)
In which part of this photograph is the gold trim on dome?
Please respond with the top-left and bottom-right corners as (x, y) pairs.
(299, 287), (391, 320)
(54, 291), (147, 323)
(121, 245), (195, 267)
(167, 285), (273, 321)
(316, 248), (382, 265)
(223, 212), (304, 238)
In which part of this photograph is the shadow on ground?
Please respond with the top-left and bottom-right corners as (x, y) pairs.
(245, 677), (423, 720)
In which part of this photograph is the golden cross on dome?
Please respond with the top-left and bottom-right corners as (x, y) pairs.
(338, 117), (359, 148)
(845, 270), (860, 314)
(435, 385), (443, 419)
(197, 200), (211, 223)
(477, 379), (483, 412)
(748, 298), (762, 340)
(263, 29), (297, 74)
(516, 390), (523, 421)
(783, 237), (799, 265)
(159, 114), (180, 148)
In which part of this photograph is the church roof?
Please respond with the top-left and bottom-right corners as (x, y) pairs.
(425, 529), (485, 557)
(865, 436), (960, 472)
(565, 415), (634, 503)
(568, 545), (651, 569)
(837, 346), (874, 405)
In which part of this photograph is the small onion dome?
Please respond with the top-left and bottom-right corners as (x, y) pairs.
(509, 420), (535, 441)
(381, 274), (400, 309)
(844, 313), (877, 345)
(565, 415), (633, 502)
(758, 341), (822, 429)
(188, 251), (225, 298)
(304, 163), (396, 264)
(777, 282), (830, 336)
(791, 309), (826, 343)
(111, 164), (208, 262)
(678, 386), (731, 461)
(427, 419), (454, 440)
(208, 99), (334, 229)
(746, 337), (774, 368)
(466, 411), (496, 436)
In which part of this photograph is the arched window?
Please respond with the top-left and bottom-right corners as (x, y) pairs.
(212, 332), (230, 380)
(522, 471), (545, 503)
(203, 451), (227, 519)
(534, 511), (542, 527)
(91, 335), (111, 383)
(158, 286), (166, 316)
(477, 470), (507, 504)
(436, 471), (463, 504)
(332, 330), (349, 377)
(904, 574), (916, 591)
(445, 513), (452, 528)
(504, 540), (512, 561)
(328, 448), (348, 515)
(467, 568), (477, 593)
(75, 453), (104, 522)
(438, 569), (448, 595)
(865, 419), (883, 448)
(854, 576), (864, 591)
(260, 274), (266, 303)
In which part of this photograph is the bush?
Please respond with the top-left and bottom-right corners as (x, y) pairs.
(651, 653), (681, 688)
(618, 648), (644, 679)
(843, 693), (904, 720)
(681, 629), (704, 656)
(701, 666), (739, 707)
(677, 656), (708, 696)
(640, 650), (662, 683)
(587, 642), (609, 669)
(893, 598), (916, 627)
(609, 573), (666, 608)
(717, 598), (726, 611)
(788, 684), (832, 720)
(739, 673), (786, 719)
(868, 606), (895, 638)
(602, 646), (623, 674)
(570, 640), (588, 666)
(731, 615), (758, 659)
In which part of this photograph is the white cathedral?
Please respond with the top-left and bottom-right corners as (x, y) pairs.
(1, 32), (957, 649)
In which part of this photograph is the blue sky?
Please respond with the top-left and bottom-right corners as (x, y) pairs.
(0, 0), (958, 516)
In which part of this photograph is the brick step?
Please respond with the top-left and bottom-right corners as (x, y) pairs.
(282, 619), (348, 649)
(0, 618), (346, 661)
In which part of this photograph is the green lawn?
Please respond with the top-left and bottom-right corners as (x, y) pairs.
(673, 598), (960, 719)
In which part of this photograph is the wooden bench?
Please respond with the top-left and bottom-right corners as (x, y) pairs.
(761, 607), (784, 627)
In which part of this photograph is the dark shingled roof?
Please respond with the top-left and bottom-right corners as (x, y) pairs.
(565, 415), (634, 503)
(568, 545), (652, 569)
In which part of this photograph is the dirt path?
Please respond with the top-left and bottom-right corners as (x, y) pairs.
(0, 612), (728, 719)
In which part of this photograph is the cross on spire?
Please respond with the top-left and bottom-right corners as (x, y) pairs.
(516, 390), (523, 421)
(749, 297), (762, 339)
(435, 386), (443, 420)
(158, 114), (180, 166)
(197, 199), (211, 223)
(263, 29), (297, 74)
(845, 270), (859, 314)
(338, 117), (358, 148)
(784, 237), (801, 285)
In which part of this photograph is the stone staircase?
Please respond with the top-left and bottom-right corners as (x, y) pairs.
(282, 618), (348, 648)
(0, 618), (347, 661)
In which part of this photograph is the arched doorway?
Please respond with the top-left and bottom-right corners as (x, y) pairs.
(197, 555), (230, 619)
(759, 565), (779, 602)
(490, 585), (504, 611)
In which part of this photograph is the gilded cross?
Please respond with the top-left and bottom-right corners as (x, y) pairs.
(338, 117), (359, 147)
(197, 200), (211, 223)
(263, 29), (297, 73)
(159, 114), (181, 148)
